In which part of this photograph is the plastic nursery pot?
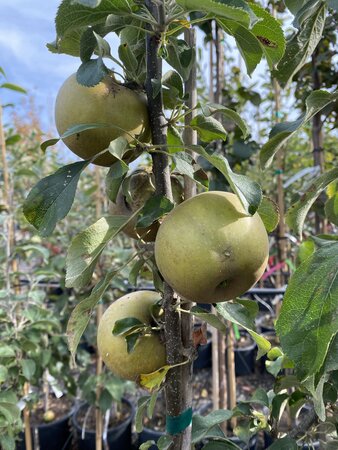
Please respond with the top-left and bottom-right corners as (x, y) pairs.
(138, 426), (164, 450)
(227, 332), (257, 377)
(193, 331), (212, 372)
(16, 408), (74, 450)
(72, 399), (134, 450)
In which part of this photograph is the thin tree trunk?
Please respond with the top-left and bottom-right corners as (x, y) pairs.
(215, 24), (228, 418)
(145, 2), (192, 448)
(311, 48), (326, 234)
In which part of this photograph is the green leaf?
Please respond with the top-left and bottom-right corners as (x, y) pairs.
(276, 239), (338, 381)
(157, 435), (174, 450)
(266, 437), (298, 450)
(200, 103), (249, 138)
(216, 302), (271, 358)
(107, 136), (129, 160)
(70, 0), (103, 7)
(5, 134), (21, 146)
(105, 160), (129, 203)
(0, 345), (15, 358)
(192, 410), (233, 443)
(286, 167), (338, 237)
(325, 182), (338, 226)
(260, 90), (338, 168)
(328, 0), (338, 11)
(0, 435), (16, 450)
(303, 374), (328, 421)
(162, 70), (184, 98)
(189, 145), (262, 215)
(67, 266), (126, 359)
(112, 317), (145, 335)
(119, 43), (138, 79)
(41, 138), (59, 152)
(273, 2), (327, 87)
(0, 366), (8, 383)
(0, 401), (20, 424)
(66, 215), (130, 288)
(98, 389), (113, 412)
(21, 359), (36, 381)
(190, 115), (227, 142)
(128, 258), (144, 286)
(167, 126), (184, 153)
(191, 306), (227, 334)
(0, 83), (27, 94)
(284, 0), (308, 14)
(257, 196), (279, 232)
(250, 3), (286, 69)
(135, 396), (151, 433)
(23, 161), (89, 236)
(173, 152), (206, 190)
(126, 332), (143, 353)
(136, 195), (174, 228)
(218, 20), (262, 76)
(176, 0), (254, 27)
(77, 57), (109, 86)
(166, 38), (194, 81)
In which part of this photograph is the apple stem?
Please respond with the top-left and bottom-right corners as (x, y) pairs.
(144, 2), (193, 449)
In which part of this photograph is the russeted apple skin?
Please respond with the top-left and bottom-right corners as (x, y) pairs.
(55, 73), (150, 167)
(97, 291), (166, 381)
(154, 191), (269, 303)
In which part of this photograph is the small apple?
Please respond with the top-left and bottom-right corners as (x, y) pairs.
(43, 410), (56, 423)
(97, 290), (166, 381)
(154, 191), (269, 303)
(111, 169), (183, 242)
(55, 73), (150, 167)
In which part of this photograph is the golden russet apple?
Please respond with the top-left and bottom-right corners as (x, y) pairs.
(154, 191), (269, 303)
(97, 291), (166, 381)
(55, 73), (149, 167)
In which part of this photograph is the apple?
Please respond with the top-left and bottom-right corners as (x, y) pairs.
(112, 169), (183, 242)
(55, 73), (150, 167)
(97, 290), (166, 381)
(154, 191), (269, 303)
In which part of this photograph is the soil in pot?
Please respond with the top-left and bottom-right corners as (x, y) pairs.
(72, 399), (133, 450)
(16, 395), (74, 450)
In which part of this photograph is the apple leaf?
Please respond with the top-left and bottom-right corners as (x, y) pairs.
(165, 38), (194, 82)
(173, 152), (207, 190)
(286, 167), (338, 238)
(260, 90), (338, 168)
(276, 237), (338, 381)
(218, 20), (262, 76)
(257, 196), (279, 232)
(67, 261), (135, 360)
(190, 115), (227, 142)
(200, 441), (242, 449)
(139, 365), (171, 392)
(250, 3), (286, 69)
(70, 0), (103, 7)
(77, 57), (109, 86)
(136, 195), (174, 228)
(23, 161), (89, 237)
(175, 0), (256, 27)
(273, 2), (327, 87)
(0, 83), (27, 94)
(128, 258), (145, 286)
(216, 302), (271, 358)
(200, 103), (249, 138)
(112, 317), (145, 336)
(135, 396), (151, 433)
(167, 126), (184, 153)
(325, 181), (338, 226)
(20, 359), (36, 381)
(66, 215), (131, 288)
(190, 306), (227, 334)
(188, 145), (262, 215)
(191, 410), (233, 443)
(105, 160), (129, 203)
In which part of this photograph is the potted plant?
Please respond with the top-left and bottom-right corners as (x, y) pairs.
(72, 370), (135, 450)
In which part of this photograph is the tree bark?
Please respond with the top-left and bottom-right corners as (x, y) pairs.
(145, 2), (192, 448)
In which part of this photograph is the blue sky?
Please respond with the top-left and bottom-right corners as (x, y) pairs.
(0, 1), (89, 132)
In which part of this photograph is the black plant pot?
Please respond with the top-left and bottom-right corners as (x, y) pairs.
(230, 335), (257, 376)
(16, 408), (73, 450)
(193, 332), (212, 371)
(263, 431), (320, 449)
(72, 399), (134, 450)
(138, 426), (164, 450)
